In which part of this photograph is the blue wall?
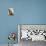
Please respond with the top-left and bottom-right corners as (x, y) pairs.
(0, 0), (46, 44)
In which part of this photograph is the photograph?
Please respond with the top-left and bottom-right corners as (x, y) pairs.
(8, 8), (14, 16)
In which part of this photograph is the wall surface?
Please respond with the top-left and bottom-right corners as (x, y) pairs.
(0, 0), (46, 45)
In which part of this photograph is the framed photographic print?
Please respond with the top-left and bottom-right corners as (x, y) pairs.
(8, 8), (14, 16)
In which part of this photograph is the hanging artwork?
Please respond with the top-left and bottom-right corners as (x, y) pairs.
(8, 8), (14, 16)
